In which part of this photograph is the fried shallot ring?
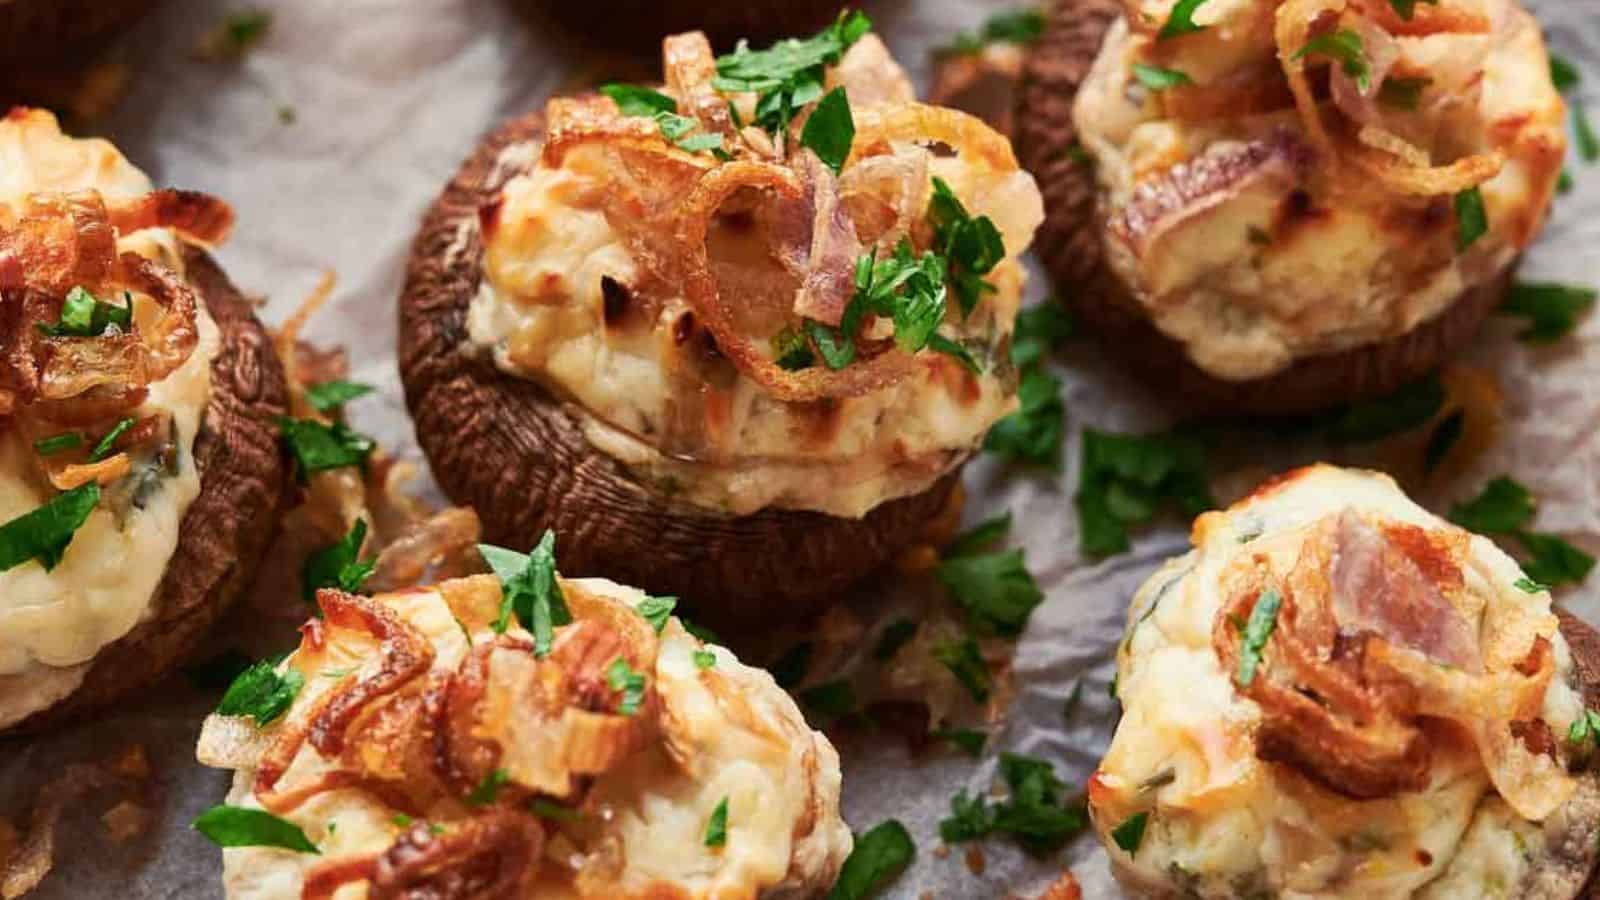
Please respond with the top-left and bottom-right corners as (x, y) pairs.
(1344, 133), (1505, 196)
(847, 102), (1020, 172)
(1274, 0), (1346, 161)
(104, 188), (235, 247)
(308, 590), (437, 758)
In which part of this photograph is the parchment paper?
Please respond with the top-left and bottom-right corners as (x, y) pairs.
(2, 0), (1598, 897)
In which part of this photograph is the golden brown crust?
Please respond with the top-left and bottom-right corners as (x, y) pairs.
(1016, 0), (1512, 416)
(0, 0), (157, 63)
(6, 246), (290, 733)
(397, 112), (958, 630)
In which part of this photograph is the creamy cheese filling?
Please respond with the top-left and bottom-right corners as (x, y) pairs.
(466, 44), (1037, 519)
(1074, 0), (1565, 381)
(0, 110), (219, 724)
(204, 577), (851, 900)
(1093, 466), (1596, 898)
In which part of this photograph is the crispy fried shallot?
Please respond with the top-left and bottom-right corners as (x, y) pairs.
(1214, 511), (1573, 816)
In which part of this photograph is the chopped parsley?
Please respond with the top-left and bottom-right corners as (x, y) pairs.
(1324, 374), (1445, 443)
(32, 432), (82, 456)
(1514, 576), (1549, 594)
(941, 8), (1045, 55)
(1131, 63), (1193, 92)
(1111, 811), (1150, 854)
(89, 417), (135, 462)
(1293, 29), (1369, 92)
(932, 636), (992, 703)
(1451, 477), (1595, 585)
(939, 752), (1087, 855)
(216, 659), (303, 726)
(1235, 588), (1282, 687)
(1075, 429), (1213, 556)
(1575, 101), (1598, 163)
(1387, 0), (1438, 21)
(192, 806), (317, 854)
(1378, 76), (1431, 111)
(278, 418), (375, 481)
(805, 240), (947, 369)
(1010, 302), (1073, 368)
(1454, 186), (1488, 251)
(1568, 708), (1600, 749)
(1552, 54), (1581, 93)
(1158, 0), (1210, 39)
(704, 797), (730, 847)
(0, 483), (100, 573)
(800, 87), (855, 174)
(770, 642), (814, 688)
(635, 594), (677, 634)
(479, 531), (570, 650)
(872, 619), (918, 662)
(36, 286), (132, 338)
(605, 657), (648, 716)
(716, 11), (872, 140)
(302, 518), (375, 605)
(466, 768), (509, 806)
(304, 379), (374, 413)
(1497, 281), (1596, 343)
(693, 648), (718, 669)
(771, 325), (816, 369)
(654, 111), (724, 154)
(931, 727), (987, 757)
(530, 799), (580, 822)
(944, 511), (1013, 559)
(935, 547), (1044, 637)
(825, 820), (914, 900)
(928, 177), (1006, 317)
(983, 366), (1064, 466)
(1513, 531), (1595, 588)
(1423, 408), (1465, 474)
(599, 83), (678, 117)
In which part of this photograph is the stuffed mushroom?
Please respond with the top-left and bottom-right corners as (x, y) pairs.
(195, 574), (852, 898)
(1091, 464), (1600, 897)
(399, 17), (1043, 623)
(0, 108), (288, 734)
(1018, 0), (1566, 414)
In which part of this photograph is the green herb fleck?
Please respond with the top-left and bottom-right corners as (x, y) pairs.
(1158, 0), (1210, 39)
(1236, 589), (1282, 687)
(193, 806), (317, 854)
(32, 432), (82, 457)
(278, 418), (375, 482)
(635, 594), (677, 634)
(693, 648), (718, 670)
(466, 769), (509, 806)
(944, 512), (1013, 559)
(931, 727), (987, 757)
(88, 417), (135, 462)
(36, 286), (132, 338)
(1111, 811), (1150, 854)
(302, 519), (375, 606)
(1454, 186), (1487, 251)
(824, 819), (914, 900)
(704, 797), (730, 847)
(599, 83), (677, 116)
(217, 659), (303, 727)
(0, 483), (100, 573)
(932, 636), (992, 703)
(1131, 63), (1193, 92)
(605, 657), (648, 716)
(479, 531), (570, 650)
(941, 9), (1045, 55)
(304, 379), (374, 413)
(800, 87), (855, 174)
(1293, 29), (1369, 92)
(1075, 429), (1213, 556)
(1497, 281), (1596, 343)
(983, 367), (1064, 466)
(1010, 303), (1073, 368)
(935, 548), (1043, 637)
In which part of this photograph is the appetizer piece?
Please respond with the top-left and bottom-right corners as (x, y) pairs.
(196, 574), (852, 898)
(1091, 464), (1600, 897)
(399, 17), (1042, 621)
(1019, 0), (1567, 414)
(0, 0), (156, 62)
(0, 108), (288, 733)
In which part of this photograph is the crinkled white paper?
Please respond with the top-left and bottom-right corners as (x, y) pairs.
(3, 0), (1598, 897)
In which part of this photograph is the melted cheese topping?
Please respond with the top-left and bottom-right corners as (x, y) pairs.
(1074, 0), (1565, 381)
(468, 45), (1038, 518)
(0, 109), (219, 727)
(204, 577), (851, 899)
(1093, 465), (1597, 898)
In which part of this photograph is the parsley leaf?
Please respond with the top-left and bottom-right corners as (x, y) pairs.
(939, 753), (1087, 854)
(1075, 429), (1213, 556)
(32, 432), (82, 456)
(806, 317), (858, 369)
(1010, 303), (1073, 368)
(1498, 281), (1596, 343)
(1568, 708), (1600, 749)
(825, 819), (915, 900)
(771, 326), (816, 370)
(693, 648), (718, 669)
(36, 286), (132, 338)
(466, 768), (509, 806)
(935, 548), (1044, 637)
(278, 418), (374, 481)
(1514, 531), (1595, 588)
(983, 367), (1064, 466)
(1111, 811), (1149, 854)
(1324, 374), (1444, 442)
(704, 796), (730, 847)
(800, 87), (855, 174)
(599, 83), (677, 117)
(302, 519), (375, 605)
(931, 727), (987, 757)
(933, 636), (992, 703)
(0, 483), (100, 572)
(1449, 476), (1535, 533)
(89, 417), (135, 462)
(304, 379), (374, 413)
(944, 512), (1013, 558)
(1131, 63), (1193, 92)
(479, 531), (570, 650)
(652, 110), (724, 154)
(1575, 101), (1599, 163)
(1158, 0), (1210, 39)
(928, 177), (1005, 317)
(714, 11), (871, 94)
(1236, 588), (1282, 686)
(872, 619), (918, 662)
(1454, 186), (1488, 251)
(941, 9), (1045, 55)
(216, 659), (303, 726)
(1293, 29), (1369, 92)
(606, 657), (648, 715)
(1552, 54), (1581, 94)
(635, 595), (677, 634)
(1514, 576), (1549, 594)
(193, 806), (317, 854)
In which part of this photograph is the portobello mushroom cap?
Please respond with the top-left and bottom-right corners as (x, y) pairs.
(398, 113), (959, 629)
(5, 246), (290, 734)
(1016, 0), (1519, 417)
(0, 0), (158, 63)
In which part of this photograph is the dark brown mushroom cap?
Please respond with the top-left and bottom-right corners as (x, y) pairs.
(1016, 0), (1511, 417)
(397, 113), (958, 630)
(0, 0), (158, 64)
(5, 246), (291, 734)
(1553, 610), (1600, 899)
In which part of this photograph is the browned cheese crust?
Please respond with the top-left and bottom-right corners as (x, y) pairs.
(0, 0), (158, 64)
(1016, 0), (1510, 417)
(7, 246), (290, 733)
(397, 113), (958, 629)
